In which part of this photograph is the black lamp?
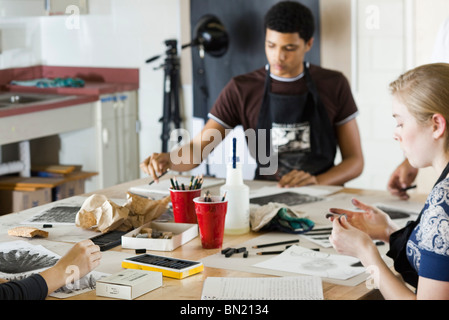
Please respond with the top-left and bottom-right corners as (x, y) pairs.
(183, 14), (229, 58)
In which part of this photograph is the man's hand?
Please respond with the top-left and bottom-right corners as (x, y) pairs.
(140, 152), (172, 182)
(277, 169), (318, 187)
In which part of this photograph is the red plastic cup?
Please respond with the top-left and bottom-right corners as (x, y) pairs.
(193, 196), (228, 249)
(170, 189), (202, 223)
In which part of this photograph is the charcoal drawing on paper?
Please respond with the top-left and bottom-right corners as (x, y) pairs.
(250, 192), (323, 207)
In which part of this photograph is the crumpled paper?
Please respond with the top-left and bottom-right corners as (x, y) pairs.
(118, 192), (171, 231)
(75, 193), (170, 233)
(250, 202), (314, 233)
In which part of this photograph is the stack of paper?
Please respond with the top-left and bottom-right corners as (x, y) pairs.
(201, 276), (323, 300)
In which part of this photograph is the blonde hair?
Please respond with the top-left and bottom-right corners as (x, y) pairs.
(389, 63), (449, 150)
(389, 63), (449, 125)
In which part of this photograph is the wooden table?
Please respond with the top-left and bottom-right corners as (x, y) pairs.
(2, 176), (427, 301)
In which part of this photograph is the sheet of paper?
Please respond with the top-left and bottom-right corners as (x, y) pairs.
(201, 276), (323, 300)
(250, 185), (343, 198)
(128, 177), (225, 196)
(301, 233), (333, 248)
(253, 245), (364, 280)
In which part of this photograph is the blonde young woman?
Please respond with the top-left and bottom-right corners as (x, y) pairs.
(329, 63), (449, 299)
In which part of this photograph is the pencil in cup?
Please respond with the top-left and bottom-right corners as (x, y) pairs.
(169, 182), (202, 224)
(169, 175), (204, 190)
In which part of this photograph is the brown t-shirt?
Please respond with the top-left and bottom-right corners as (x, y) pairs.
(208, 64), (358, 132)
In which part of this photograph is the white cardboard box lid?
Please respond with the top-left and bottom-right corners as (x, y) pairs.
(121, 221), (198, 251)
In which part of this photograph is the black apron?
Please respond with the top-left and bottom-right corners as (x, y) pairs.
(386, 161), (449, 288)
(255, 63), (337, 180)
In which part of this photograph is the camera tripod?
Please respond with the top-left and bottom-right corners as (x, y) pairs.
(147, 39), (182, 152)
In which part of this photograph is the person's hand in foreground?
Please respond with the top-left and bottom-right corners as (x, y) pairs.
(40, 239), (101, 295)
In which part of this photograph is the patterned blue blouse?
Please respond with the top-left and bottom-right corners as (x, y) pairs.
(407, 178), (449, 282)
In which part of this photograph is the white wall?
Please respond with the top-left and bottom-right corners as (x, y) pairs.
(0, 0), (183, 181)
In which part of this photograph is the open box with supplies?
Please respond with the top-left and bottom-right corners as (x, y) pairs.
(121, 221), (198, 251)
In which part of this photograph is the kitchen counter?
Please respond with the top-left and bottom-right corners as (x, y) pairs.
(0, 65), (139, 118)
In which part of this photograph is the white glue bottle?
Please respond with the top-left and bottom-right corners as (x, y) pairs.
(220, 138), (250, 235)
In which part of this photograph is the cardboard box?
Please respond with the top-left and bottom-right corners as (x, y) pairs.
(121, 221), (198, 251)
(52, 177), (85, 201)
(0, 187), (52, 215)
(96, 269), (162, 300)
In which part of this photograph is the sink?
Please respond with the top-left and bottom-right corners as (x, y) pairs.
(0, 92), (76, 108)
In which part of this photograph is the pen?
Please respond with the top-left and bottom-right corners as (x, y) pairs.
(252, 239), (299, 249)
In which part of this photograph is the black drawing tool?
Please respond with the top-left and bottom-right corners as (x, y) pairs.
(174, 177), (179, 190)
(221, 191), (227, 201)
(305, 230), (332, 236)
(325, 213), (347, 220)
(148, 170), (169, 185)
(309, 227), (333, 231)
(221, 247), (233, 255)
(170, 178), (176, 190)
(257, 250), (284, 255)
(90, 230), (127, 251)
(351, 261), (363, 267)
(204, 190), (211, 202)
(188, 176), (194, 189)
(197, 174), (204, 189)
(252, 239), (299, 249)
(192, 176), (199, 189)
(400, 184), (417, 192)
(225, 248), (236, 258)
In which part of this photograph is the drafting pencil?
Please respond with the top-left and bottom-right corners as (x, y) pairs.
(174, 177), (179, 190)
(400, 184), (417, 192)
(197, 175), (204, 189)
(188, 176), (194, 190)
(148, 170), (169, 185)
(256, 250), (284, 255)
(221, 191), (227, 201)
(252, 239), (299, 249)
(170, 178), (176, 190)
(192, 176), (199, 190)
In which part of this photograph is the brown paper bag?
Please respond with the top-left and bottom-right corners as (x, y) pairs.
(75, 194), (129, 233)
(117, 192), (171, 231)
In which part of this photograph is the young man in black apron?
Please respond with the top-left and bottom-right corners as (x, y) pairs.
(141, 1), (364, 188)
